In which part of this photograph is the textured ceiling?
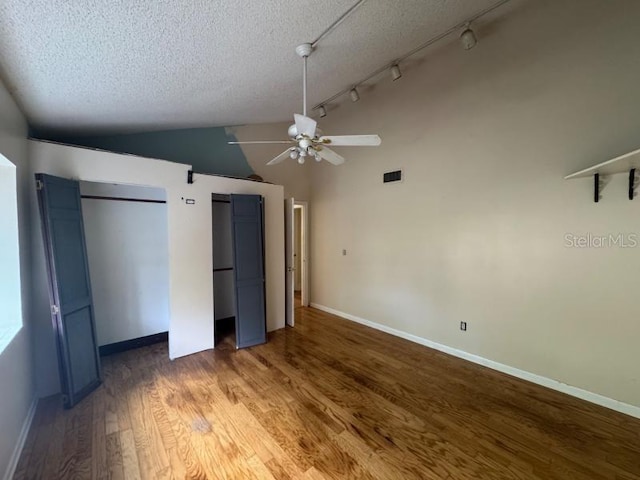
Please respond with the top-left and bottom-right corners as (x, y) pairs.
(0, 0), (514, 134)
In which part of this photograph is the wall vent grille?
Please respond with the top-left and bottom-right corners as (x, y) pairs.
(383, 170), (402, 183)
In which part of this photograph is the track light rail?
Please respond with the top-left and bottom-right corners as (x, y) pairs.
(312, 0), (511, 113)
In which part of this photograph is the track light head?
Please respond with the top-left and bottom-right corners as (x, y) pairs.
(390, 64), (402, 81)
(349, 88), (360, 102)
(460, 26), (477, 50)
(319, 105), (327, 117)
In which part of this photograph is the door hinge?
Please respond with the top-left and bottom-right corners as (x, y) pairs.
(36, 180), (44, 191)
(51, 305), (60, 315)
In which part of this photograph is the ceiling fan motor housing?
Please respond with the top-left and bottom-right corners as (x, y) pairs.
(288, 124), (323, 139)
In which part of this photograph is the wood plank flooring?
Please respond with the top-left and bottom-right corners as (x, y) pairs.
(14, 307), (640, 479)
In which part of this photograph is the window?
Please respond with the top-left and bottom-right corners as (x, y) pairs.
(0, 154), (22, 353)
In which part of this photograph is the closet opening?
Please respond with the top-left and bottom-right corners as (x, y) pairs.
(81, 181), (170, 356)
(212, 192), (267, 349)
(212, 194), (236, 348)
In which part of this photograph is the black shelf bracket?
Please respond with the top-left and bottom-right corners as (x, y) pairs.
(629, 168), (636, 200)
(187, 170), (194, 184)
(594, 173), (600, 203)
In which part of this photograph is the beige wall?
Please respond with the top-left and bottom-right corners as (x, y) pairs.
(0, 79), (35, 476)
(308, 0), (640, 409)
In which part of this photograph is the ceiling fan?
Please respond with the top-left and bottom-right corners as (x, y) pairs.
(228, 43), (381, 166)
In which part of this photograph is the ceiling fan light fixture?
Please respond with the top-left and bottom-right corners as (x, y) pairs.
(349, 88), (360, 102)
(298, 156), (305, 164)
(319, 105), (327, 117)
(390, 64), (402, 81)
(460, 25), (477, 50)
(289, 149), (299, 159)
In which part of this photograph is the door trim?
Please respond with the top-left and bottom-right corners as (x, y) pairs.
(294, 201), (309, 307)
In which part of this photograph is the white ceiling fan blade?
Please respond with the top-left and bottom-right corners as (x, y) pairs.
(318, 147), (345, 165)
(318, 135), (381, 147)
(266, 149), (294, 166)
(294, 113), (317, 138)
(228, 140), (293, 145)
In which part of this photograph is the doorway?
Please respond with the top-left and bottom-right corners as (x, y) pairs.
(294, 201), (309, 308)
(285, 199), (309, 327)
(294, 206), (302, 309)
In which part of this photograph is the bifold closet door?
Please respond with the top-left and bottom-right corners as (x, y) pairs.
(230, 194), (267, 348)
(35, 173), (102, 408)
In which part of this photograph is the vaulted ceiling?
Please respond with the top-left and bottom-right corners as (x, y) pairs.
(0, 0), (517, 134)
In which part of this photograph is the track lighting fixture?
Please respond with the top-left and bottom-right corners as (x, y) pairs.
(460, 25), (477, 50)
(319, 105), (327, 117)
(312, 0), (508, 112)
(390, 64), (402, 81)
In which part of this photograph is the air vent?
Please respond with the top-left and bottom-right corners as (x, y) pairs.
(383, 170), (402, 183)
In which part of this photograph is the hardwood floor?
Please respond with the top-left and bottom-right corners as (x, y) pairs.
(294, 291), (302, 309)
(14, 307), (640, 479)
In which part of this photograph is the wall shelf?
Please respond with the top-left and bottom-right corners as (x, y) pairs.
(565, 147), (640, 179)
(565, 147), (640, 202)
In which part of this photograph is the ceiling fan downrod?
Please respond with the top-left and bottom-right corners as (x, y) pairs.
(295, 43), (313, 117)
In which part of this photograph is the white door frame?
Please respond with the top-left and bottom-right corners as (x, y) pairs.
(294, 201), (309, 307)
(285, 198), (295, 326)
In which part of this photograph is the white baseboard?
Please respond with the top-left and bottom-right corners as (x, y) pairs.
(310, 303), (640, 420)
(3, 397), (38, 480)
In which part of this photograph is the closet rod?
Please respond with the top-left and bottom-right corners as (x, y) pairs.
(81, 195), (166, 204)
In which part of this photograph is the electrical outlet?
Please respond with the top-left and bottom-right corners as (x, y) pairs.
(460, 321), (467, 331)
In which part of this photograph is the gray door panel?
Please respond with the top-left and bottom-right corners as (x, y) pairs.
(36, 173), (102, 408)
(231, 194), (267, 349)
